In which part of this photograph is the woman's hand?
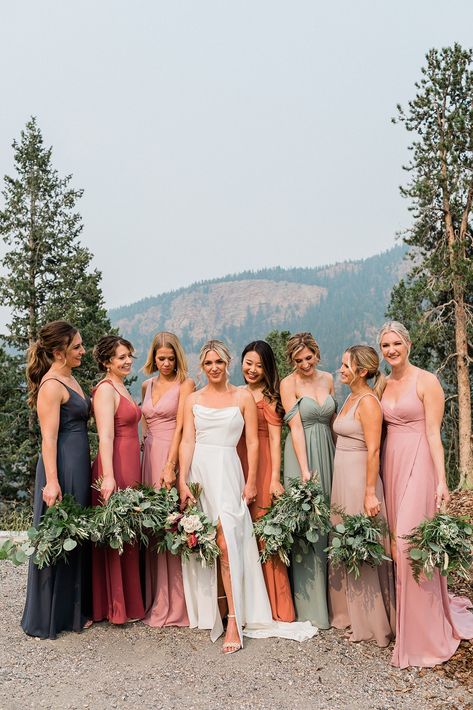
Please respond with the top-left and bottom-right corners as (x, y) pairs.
(364, 491), (381, 517)
(243, 481), (257, 505)
(269, 478), (285, 499)
(162, 462), (177, 490)
(301, 470), (311, 483)
(100, 475), (116, 502)
(435, 481), (450, 511)
(42, 481), (62, 508)
(179, 482), (196, 510)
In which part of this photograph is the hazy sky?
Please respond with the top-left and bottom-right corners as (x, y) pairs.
(1, 1), (473, 318)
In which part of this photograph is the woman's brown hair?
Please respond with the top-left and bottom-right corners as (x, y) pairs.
(93, 335), (135, 372)
(26, 320), (78, 407)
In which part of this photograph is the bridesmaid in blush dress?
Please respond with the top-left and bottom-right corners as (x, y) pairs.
(141, 332), (193, 627)
(379, 321), (473, 668)
(21, 321), (92, 639)
(91, 336), (145, 624)
(329, 346), (395, 647)
(237, 340), (295, 622)
(280, 332), (336, 629)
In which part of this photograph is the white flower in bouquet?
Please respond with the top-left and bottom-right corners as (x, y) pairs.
(182, 514), (204, 533)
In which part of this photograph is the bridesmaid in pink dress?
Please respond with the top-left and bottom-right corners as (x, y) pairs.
(379, 321), (473, 668)
(141, 332), (194, 627)
(91, 336), (145, 624)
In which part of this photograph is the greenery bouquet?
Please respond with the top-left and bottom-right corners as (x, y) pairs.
(325, 512), (391, 580)
(253, 475), (331, 566)
(158, 483), (220, 567)
(90, 483), (173, 554)
(403, 513), (473, 583)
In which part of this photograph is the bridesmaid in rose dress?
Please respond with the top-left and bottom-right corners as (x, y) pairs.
(329, 345), (395, 647)
(379, 321), (473, 668)
(237, 341), (295, 622)
(141, 332), (194, 627)
(91, 336), (145, 624)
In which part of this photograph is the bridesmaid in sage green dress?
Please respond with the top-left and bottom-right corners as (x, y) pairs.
(280, 332), (336, 629)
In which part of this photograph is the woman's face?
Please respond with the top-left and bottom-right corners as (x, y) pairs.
(154, 346), (176, 377)
(242, 350), (264, 387)
(338, 352), (354, 386)
(107, 344), (133, 379)
(293, 346), (318, 377)
(61, 332), (85, 369)
(379, 331), (410, 368)
(202, 350), (227, 385)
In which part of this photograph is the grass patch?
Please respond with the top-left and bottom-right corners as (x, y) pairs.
(0, 503), (33, 531)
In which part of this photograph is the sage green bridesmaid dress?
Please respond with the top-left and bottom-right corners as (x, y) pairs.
(283, 395), (336, 629)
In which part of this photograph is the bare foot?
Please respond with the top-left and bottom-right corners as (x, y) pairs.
(222, 615), (241, 655)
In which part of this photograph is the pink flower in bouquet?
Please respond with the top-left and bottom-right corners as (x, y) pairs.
(187, 533), (198, 548)
(165, 511), (183, 532)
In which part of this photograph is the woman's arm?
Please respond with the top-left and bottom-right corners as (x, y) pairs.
(94, 383), (119, 502)
(357, 396), (383, 517)
(418, 371), (450, 508)
(241, 390), (259, 503)
(163, 378), (195, 489)
(327, 372), (337, 444)
(37, 380), (68, 507)
(280, 376), (311, 482)
(141, 380), (149, 444)
(178, 393), (197, 507)
(267, 416), (284, 498)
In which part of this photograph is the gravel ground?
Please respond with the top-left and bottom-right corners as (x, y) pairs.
(1, 564), (472, 710)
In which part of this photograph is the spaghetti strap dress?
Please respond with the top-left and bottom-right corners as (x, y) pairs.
(91, 380), (145, 624)
(141, 379), (189, 627)
(328, 393), (395, 646)
(283, 395), (336, 629)
(182, 399), (317, 645)
(237, 399), (295, 622)
(381, 374), (473, 667)
(21, 380), (92, 639)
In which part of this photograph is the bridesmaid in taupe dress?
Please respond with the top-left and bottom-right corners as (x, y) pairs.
(329, 345), (395, 646)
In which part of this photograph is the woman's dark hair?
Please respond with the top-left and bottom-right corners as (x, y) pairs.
(26, 320), (78, 408)
(241, 340), (284, 418)
(93, 335), (135, 372)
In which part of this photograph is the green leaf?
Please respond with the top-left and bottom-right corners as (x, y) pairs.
(63, 538), (77, 552)
(335, 524), (346, 534)
(305, 529), (319, 543)
(331, 537), (341, 548)
(409, 548), (423, 560)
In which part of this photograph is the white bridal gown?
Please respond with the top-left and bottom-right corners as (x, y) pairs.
(182, 403), (317, 645)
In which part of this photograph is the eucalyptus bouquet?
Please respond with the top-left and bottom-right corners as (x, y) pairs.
(26, 494), (92, 569)
(90, 483), (172, 554)
(325, 512), (391, 580)
(253, 475), (332, 566)
(403, 513), (473, 583)
(158, 483), (220, 567)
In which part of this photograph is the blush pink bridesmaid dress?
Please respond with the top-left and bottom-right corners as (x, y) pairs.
(141, 380), (189, 627)
(381, 373), (473, 668)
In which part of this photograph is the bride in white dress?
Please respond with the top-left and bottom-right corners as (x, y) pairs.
(179, 340), (317, 654)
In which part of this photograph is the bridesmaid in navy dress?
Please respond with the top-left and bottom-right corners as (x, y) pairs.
(21, 320), (92, 639)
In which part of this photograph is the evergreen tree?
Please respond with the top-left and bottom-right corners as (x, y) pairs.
(389, 44), (473, 487)
(0, 117), (113, 498)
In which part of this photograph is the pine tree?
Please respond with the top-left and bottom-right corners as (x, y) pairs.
(390, 44), (473, 487)
(0, 117), (113, 498)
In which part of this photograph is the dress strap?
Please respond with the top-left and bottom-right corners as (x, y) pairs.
(94, 379), (121, 396)
(283, 397), (302, 424)
(38, 377), (71, 393)
(353, 391), (381, 413)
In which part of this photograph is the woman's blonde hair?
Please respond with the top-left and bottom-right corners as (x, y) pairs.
(26, 320), (78, 408)
(286, 332), (321, 365)
(143, 332), (188, 382)
(377, 321), (411, 354)
(199, 340), (232, 373)
(345, 345), (386, 399)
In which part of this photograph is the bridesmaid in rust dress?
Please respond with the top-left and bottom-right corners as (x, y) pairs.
(91, 336), (145, 624)
(237, 341), (295, 622)
(379, 321), (473, 667)
(141, 332), (194, 627)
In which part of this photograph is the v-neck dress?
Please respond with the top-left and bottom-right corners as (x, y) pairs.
(21, 380), (92, 639)
(91, 380), (145, 624)
(141, 379), (189, 627)
(283, 395), (336, 629)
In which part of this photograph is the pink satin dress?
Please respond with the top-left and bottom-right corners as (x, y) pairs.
(381, 372), (473, 668)
(141, 379), (189, 627)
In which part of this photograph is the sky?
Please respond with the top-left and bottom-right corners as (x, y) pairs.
(1, 1), (473, 319)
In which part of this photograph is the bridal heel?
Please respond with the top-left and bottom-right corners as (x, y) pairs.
(222, 614), (241, 655)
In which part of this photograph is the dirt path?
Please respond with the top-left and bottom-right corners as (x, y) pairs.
(1, 563), (471, 710)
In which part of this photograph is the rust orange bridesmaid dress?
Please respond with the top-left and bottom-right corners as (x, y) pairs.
(238, 399), (295, 622)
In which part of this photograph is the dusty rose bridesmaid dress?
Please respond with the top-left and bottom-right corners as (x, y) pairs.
(237, 400), (295, 622)
(91, 381), (145, 624)
(141, 380), (189, 627)
(382, 373), (473, 668)
(328, 394), (395, 647)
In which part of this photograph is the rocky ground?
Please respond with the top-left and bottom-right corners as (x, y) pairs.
(1, 562), (472, 710)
